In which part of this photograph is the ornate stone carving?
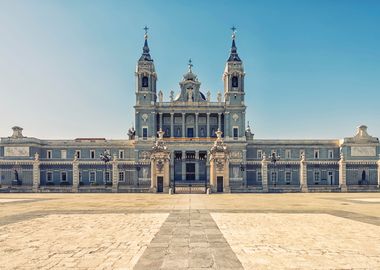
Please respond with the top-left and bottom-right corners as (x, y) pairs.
(217, 92), (222, 102)
(142, 113), (148, 122)
(11, 126), (24, 139)
(344, 125), (379, 144)
(232, 113), (239, 122)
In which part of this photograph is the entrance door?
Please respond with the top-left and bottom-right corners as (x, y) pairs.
(186, 163), (195, 181)
(217, 176), (223, 192)
(187, 128), (194, 138)
(157, 176), (163, 192)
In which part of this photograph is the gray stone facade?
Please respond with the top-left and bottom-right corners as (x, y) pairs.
(1, 31), (379, 193)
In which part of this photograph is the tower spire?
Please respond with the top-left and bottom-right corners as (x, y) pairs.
(139, 25), (153, 62)
(228, 26), (241, 62)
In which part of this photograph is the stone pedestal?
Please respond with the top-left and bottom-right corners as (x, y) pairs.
(209, 129), (230, 193)
(300, 155), (308, 192)
(32, 153), (40, 192)
(339, 154), (347, 192)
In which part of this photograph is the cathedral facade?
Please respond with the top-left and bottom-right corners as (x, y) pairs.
(1, 30), (379, 193)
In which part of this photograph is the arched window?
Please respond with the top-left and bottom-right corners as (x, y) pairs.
(232, 76), (238, 88)
(142, 76), (149, 87)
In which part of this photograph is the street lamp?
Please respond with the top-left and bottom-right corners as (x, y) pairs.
(100, 149), (111, 187)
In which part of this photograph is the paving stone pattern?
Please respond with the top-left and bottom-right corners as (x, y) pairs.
(134, 210), (243, 270)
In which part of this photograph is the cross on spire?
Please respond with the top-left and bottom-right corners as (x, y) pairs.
(143, 25), (149, 39)
(231, 26), (237, 39)
(188, 58), (193, 72)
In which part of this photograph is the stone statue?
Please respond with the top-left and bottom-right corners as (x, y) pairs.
(128, 126), (136, 140)
(217, 92), (222, 102)
(170, 90), (174, 102)
(206, 91), (211, 102)
(158, 90), (163, 103)
(34, 152), (40, 161)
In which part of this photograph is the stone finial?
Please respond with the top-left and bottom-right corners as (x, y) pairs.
(206, 91), (211, 102)
(215, 128), (223, 140)
(34, 152), (40, 161)
(157, 128), (165, 140)
(170, 90), (174, 102)
(11, 126), (24, 139)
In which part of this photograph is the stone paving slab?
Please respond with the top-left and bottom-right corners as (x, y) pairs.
(134, 210), (244, 270)
(0, 213), (168, 270)
(211, 213), (380, 269)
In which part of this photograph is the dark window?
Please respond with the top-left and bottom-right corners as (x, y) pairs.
(47, 172), (53, 182)
(142, 128), (148, 139)
(232, 76), (238, 87)
(142, 76), (149, 87)
(90, 150), (95, 159)
(233, 128), (238, 138)
(61, 172), (67, 182)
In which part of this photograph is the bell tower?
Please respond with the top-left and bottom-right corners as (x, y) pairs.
(135, 26), (157, 140)
(223, 27), (246, 140)
(135, 26), (157, 106)
(223, 26), (245, 106)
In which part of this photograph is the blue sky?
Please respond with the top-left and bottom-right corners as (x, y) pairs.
(0, 0), (379, 139)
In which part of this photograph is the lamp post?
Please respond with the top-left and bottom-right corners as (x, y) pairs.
(100, 150), (111, 187)
(136, 166), (140, 187)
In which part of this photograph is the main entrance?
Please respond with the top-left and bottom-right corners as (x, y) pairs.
(157, 176), (163, 192)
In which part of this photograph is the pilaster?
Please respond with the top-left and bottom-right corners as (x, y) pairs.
(206, 113), (210, 137)
(170, 113), (174, 138)
(195, 113), (199, 138)
(72, 156), (79, 192)
(32, 153), (40, 192)
(112, 155), (119, 192)
(300, 155), (308, 192)
(182, 113), (186, 138)
(339, 154), (347, 192)
(261, 154), (268, 192)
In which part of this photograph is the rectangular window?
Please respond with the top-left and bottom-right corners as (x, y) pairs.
(314, 171), (320, 184)
(328, 171), (334, 185)
(285, 171), (291, 185)
(90, 150), (95, 159)
(61, 172), (67, 182)
(61, 150), (67, 159)
(314, 150), (320, 159)
(142, 128), (148, 140)
(233, 128), (238, 139)
(119, 171), (125, 182)
(47, 171), (53, 182)
(47, 150), (52, 159)
(328, 150), (334, 159)
(119, 150), (124, 159)
(105, 171), (110, 182)
(257, 171), (262, 183)
(257, 150), (263, 159)
(75, 150), (81, 159)
(285, 149), (291, 159)
(89, 171), (96, 183)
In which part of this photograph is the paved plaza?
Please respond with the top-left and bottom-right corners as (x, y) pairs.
(0, 193), (379, 269)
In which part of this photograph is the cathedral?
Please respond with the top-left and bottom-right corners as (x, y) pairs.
(0, 29), (379, 193)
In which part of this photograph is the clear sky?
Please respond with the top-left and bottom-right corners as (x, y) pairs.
(0, 0), (379, 140)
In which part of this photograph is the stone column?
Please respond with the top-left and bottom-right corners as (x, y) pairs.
(195, 151), (199, 181)
(261, 154), (268, 192)
(150, 161), (156, 191)
(32, 153), (40, 192)
(206, 113), (210, 137)
(339, 154), (347, 192)
(151, 111), (156, 139)
(170, 113), (174, 138)
(377, 155), (380, 188)
(182, 150), (186, 181)
(72, 156), (79, 192)
(182, 113), (186, 138)
(218, 113), (222, 131)
(159, 113), (163, 131)
(195, 113), (199, 138)
(112, 155), (119, 192)
(300, 154), (308, 192)
(242, 149), (247, 187)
